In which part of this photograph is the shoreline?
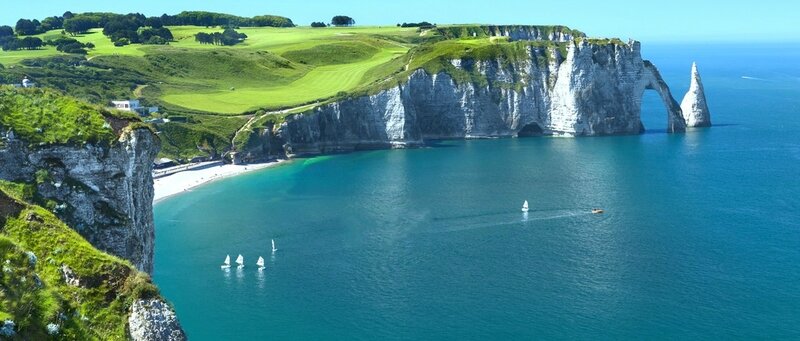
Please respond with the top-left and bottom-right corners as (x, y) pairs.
(152, 159), (288, 204)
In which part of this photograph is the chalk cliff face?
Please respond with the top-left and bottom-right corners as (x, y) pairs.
(0, 127), (158, 273)
(277, 40), (687, 157)
(681, 62), (712, 127)
(129, 299), (187, 341)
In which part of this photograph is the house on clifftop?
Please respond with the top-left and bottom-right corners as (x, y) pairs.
(111, 99), (159, 116)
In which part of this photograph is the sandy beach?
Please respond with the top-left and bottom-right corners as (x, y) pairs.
(153, 160), (287, 203)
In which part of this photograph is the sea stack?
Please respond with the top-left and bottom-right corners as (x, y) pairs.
(680, 62), (712, 127)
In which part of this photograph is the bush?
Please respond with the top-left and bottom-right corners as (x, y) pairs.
(144, 36), (168, 45)
(113, 38), (130, 47)
(311, 22), (327, 28)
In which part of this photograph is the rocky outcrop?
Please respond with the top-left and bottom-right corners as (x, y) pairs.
(0, 126), (159, 273)
(276, 39), (688, 157)
(128, 299), (187, 341)
(680, 62), (712, 127)
(435, 25), (585, 42)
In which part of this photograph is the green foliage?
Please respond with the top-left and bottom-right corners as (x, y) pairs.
(157, 114), (247, 161)
(0, 188), (165, 339)
(281, 42), (379, 65)
(194, 28), (247, 46)
(34, 170), (51, 185)
(163, 11), (294, 27)
(331, 16), (355, 27)
(0, 87), (115, 146)
(0, 181), (35, 202)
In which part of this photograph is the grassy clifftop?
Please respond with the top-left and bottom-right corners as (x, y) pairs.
(0, 86), (143, 147)
(0, 181), (160, 339)
(0, 19), (625, 161)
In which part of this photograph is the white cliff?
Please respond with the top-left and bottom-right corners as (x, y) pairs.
(0, 126), (158, 272)
(129, 299), (187, 341)
(276, 39), (689, 157)
(680, 62), (713, 127)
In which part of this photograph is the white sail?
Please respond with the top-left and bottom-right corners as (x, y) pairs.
(221, 255), (231, 268)
(271, 239), (277, 253)
(257, 256), (265, 268)
(236, 254), (244, 267)
(522, 200), (529, 212)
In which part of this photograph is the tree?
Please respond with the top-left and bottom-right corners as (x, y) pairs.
(0, 26), (13, 38)
(15, 19), (38, 35)
(62, 11), (75, 20)
(19, 37), (43, 50)
(145, 17), (164, 28)
(331, 16), (355, 27)
(41, 16), (65, 31)
(144, 36), (168, 45)
(311, 22), (327, 28)
(64, 17), (96, 35)
(140, 27), (173, 41)
(113, 38), (130, 47)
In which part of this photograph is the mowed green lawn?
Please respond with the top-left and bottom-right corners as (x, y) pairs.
(161, 44), (407, 113)
(159, 26), (416, 113)
(1, 26), (418, 114)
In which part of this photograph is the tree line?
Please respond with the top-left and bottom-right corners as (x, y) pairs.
(195, 28), (248, 46)
(398, 21), (435, 29)
(309, 16), (357, 28)
(0, 30), (94, 53)
(8, 11), (295, 37)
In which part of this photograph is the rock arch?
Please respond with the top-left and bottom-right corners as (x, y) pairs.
(642, 61), (686, 133)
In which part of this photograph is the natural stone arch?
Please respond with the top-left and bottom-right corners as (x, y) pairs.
(642, 61), (686, 133)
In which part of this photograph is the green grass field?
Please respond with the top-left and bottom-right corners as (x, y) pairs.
(1, 26), (418, 114)
(0, 22), (580, 160)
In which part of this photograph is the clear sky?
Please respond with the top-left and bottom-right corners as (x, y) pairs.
(1, 0), (795, 42)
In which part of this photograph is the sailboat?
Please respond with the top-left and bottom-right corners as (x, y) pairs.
(521, 200), (529, 212)
(256, 256), (265, 270)
(271, 239), (278, 253)
(221, 255), (231, 269)
(236, 254), (244, 269)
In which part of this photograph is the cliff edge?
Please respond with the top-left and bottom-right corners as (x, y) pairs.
(0, 87), (184, 339)
(273, 37), (689, 157)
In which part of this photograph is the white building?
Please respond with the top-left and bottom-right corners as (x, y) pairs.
(10, 77), (35, 88)
(111, 100), (159, 116)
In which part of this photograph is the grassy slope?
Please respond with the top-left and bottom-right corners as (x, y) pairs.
(1, 26), (417, 114)
(0, 86), (122, 145)
(0, 24), (585, 160)
(0, 181), (160, 340)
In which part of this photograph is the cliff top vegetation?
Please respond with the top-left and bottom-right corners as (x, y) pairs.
(0, 15), (619, 161)
(0, 86), (143, 146)
(0, 180), (161, 339)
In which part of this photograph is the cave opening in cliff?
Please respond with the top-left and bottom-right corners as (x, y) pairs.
(518, 122), (544, 137)
(640, 90), (668, 133)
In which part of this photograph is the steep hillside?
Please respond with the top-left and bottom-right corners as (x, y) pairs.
(1, 20), (674, 163)
(0, 87), (184, 338)
(0, 183), (183, 339)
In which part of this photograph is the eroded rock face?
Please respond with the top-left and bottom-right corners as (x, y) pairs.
(277, 40), (687, 157)
(128, 299), (187, 341)
(0, 127), (159, 272)
(680, 62), (712, 127)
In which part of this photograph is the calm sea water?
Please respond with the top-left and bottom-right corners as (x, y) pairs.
(153, 43), (800, 339)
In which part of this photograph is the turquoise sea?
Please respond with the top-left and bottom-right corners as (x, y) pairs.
(153, 43), (800, 339)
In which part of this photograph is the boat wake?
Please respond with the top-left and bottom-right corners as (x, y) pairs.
(424, 209), (595, 234)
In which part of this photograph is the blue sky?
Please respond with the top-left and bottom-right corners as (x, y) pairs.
(1, 0), (795, 42)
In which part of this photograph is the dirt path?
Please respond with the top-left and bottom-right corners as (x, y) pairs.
(230, 103), (320, 150)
